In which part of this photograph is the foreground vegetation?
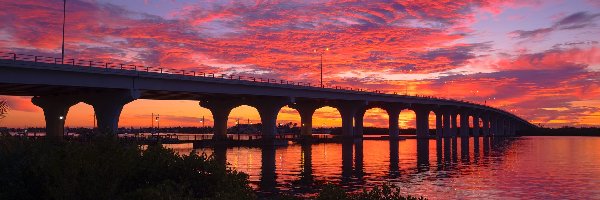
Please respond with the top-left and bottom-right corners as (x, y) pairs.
(0, 136), (425, 200)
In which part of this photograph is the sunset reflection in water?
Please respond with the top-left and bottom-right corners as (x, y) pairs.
(167, 136), (600, 199)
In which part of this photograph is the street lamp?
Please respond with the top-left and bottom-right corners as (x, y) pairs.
(314, 47), (329, 87)
(155, 114), (160, 136)
(61, 0), (66, 63)
(200, 116), (204, 127)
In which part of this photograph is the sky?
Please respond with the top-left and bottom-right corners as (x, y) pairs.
(0, 0), (599, 129)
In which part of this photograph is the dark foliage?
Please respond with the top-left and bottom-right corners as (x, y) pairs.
(316, 184), (426, 200)
(0, 136), (427, 200)
(0, 136), (255, 200)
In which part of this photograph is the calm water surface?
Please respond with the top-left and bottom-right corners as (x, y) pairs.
(169, 136), (600, 199)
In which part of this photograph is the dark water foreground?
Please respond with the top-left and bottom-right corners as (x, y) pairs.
(165, 136), (600, 199)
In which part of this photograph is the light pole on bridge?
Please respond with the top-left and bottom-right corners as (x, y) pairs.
(61, 0), (66, 64)
(314, 48), (329, 88)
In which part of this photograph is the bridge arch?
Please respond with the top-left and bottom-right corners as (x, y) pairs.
(313, 106), (342, 133)
(361, 107), (389, 135)
(63, 102), (95, 135)
(275, 106), (301, 137)
(228, 104), (261, 133)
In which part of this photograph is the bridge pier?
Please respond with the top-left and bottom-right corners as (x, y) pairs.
(289, 102), (321, 138)
(354, 109), (366, 138)
(473, 115), (481, 138)
(459, 112), (470, 138)
(382, 104), (404, 139)
(435, 111), (443, 139)
(490, 116), (498, 137)
(31, 95), (80, 140)
(482, 115), (490, 137)
(84, 90), (138, 134)
(200, 98), (241, 140)
(413, 106), (430, 139)
(442, 112), (452, 138)
(498, 118), (506, 137)
(511, 120), (517, 136)
(252, 98), (291, 142)
(334, 101), (364, 138)
(506, 120), (511, 136)
(451, 112), (458, 138)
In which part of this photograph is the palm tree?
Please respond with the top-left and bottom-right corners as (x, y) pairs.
(0, 100), (8, 120)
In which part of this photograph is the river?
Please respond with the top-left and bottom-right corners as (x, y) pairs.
(168, 136), (600, 199)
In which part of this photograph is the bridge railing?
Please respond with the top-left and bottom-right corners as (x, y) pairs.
(0, 51), (516, 115)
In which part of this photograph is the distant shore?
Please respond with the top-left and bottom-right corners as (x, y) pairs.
(2, 126), (598, 137)
(519, 127), (600, 136)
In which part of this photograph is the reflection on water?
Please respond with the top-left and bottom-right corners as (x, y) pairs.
(183, 136), (600, 199)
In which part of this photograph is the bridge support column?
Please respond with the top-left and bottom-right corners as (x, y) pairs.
(414, 106), (430, 139)
(32, 95), (80, 140)
(490, 117), (497, 137)
(451, 113), (458, 138)
(473, 115), (480, 138)
(383, 104), (404, 139)
(497, 118), (503, 137)
(253, 98), (291, 142)
(506, 120), (511, 136)
(200, 98), (241, 140)
(335, 101), (364, 138)
(511, 120), (517, 136)
(289, 102), (321, 138)
(84, 90), (138, 134)
(460, 113), (469, 138)
(354, 109), (366, 138)
(443, 112), (451, 138)
(482, 115), (490, 137)
(435, 112), (443, 139)
(499, 118), (506, 137)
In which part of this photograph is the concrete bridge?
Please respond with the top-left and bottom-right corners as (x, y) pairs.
(0, 52), (535, 143)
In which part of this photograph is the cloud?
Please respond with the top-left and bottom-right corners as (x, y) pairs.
(510, 11), (600, 39)
(0, 96), (40, 113)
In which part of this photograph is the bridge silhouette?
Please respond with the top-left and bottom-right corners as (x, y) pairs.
(0, 52), (535, 144)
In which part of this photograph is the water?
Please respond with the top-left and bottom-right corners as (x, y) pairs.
(170, 136), (600, 199)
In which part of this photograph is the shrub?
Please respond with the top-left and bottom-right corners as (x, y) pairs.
(0, 136), (255, 200)
(316, 184), (426, 200)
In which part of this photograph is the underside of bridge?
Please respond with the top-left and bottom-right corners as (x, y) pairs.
(21, 88), (528, 144)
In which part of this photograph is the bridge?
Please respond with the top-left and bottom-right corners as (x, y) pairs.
(0, 52), (536, 144)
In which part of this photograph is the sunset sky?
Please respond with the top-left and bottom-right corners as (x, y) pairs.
(0, 0), (599, 129)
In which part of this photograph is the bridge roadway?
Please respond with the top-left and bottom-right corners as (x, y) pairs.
(0, 53), (535, 143)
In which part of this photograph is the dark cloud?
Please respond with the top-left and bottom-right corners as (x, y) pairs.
(510, 12), (600, 39)
(509, 28), (554, 39)
(555, 12), (600, 30)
